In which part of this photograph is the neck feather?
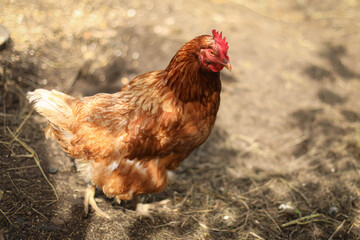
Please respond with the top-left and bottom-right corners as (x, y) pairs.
(164, 42), (221, 103)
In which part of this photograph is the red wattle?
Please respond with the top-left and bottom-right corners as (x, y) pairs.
(209, 64), (224, 72)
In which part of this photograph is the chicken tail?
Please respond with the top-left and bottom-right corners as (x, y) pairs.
(27, 89), (77, 140)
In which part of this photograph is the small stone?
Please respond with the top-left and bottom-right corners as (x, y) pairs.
(328, 206), (339, 216)
(279, 202), (297, 215)
(41, 224), (59, 232)
(49, 167), (58, 174)
(51, 217), (65, 225)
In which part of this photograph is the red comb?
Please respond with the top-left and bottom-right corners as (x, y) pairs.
(212, 29), (229, 62)
(212, 29), (229, 52)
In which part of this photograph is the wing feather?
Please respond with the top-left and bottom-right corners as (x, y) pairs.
(66, 71), (182, 162)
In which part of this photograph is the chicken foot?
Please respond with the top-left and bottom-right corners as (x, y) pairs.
(134, 196), (171, 222)
(84, 184), (110, 219)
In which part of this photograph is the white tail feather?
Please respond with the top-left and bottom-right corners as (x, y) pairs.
(27, 89), (74, 128)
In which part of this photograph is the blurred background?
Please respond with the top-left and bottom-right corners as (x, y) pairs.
(1, 0), (360, 239)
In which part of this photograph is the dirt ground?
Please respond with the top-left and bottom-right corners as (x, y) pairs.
(1, 0), (360, 239)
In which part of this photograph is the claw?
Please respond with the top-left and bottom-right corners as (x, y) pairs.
(84, 184), (110, 219)
(136, 202), (155, 223)
(135, 198), (171, 223)
(114, 195), (122, 205)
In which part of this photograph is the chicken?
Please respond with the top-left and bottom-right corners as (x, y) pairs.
(27, 29), (231, 219)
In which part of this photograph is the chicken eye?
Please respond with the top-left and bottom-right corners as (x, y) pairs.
(209, 50), (215, 56)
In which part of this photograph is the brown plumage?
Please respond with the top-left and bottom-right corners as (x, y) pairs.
(27, 30), (231, 218)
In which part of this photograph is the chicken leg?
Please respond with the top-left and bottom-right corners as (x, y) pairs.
(84, 184), (110, 219)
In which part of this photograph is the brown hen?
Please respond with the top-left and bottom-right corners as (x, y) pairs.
(27, 29), (231, 218)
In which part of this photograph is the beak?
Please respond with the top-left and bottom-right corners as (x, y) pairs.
(223, 62), (232, 72)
